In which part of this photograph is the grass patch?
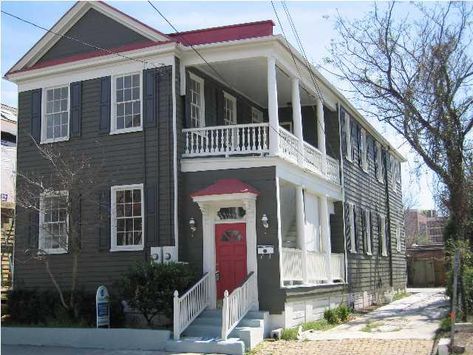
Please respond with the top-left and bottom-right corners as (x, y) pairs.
(281, 327), (299, 340)
(361, 321), (384, 332)
(302, 319), (335, 332)
(393, 290), (410, 301)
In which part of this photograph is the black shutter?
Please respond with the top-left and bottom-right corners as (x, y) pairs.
(71, 192), (82, 248)
(185, 71), (192, 128)
(374, 142), (379, 177)
(31, 89), (42, 142)
(344, 202), (351, 252)
(361, 208), (366, 253)
(70, 82), (82, 137)
(350, 119), (356, 162)
(145, 184), (157, 244)
(99, 76), (111, 134)
(143, 68), (157, 128)
(357, 125), (362, 166)
(340, 110), (347, 157)
(98, 189), (111, 251)
(370, 211), (374, 253)
(353, 205), (358, 252)
(28, 209), (39, 250)
(378, 214), (383, 256)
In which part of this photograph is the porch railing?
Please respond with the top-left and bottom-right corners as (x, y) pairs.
(278, 127), (299, 164)
(221, 272), (257, 340)
(173, 272), (211, 340)
(183, 123), (269, 157)
(330, 253), (345, 281)
(306, 251), (328, 283)
(303, 142), (323, 175)
(326, 156), (340, 185)
(281, 247), (304, 284)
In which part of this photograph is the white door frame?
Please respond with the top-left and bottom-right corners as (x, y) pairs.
(193, 192), (258, 309)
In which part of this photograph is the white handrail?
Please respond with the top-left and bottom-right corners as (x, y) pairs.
(278, 127), (299, 164)
(221, 272), (257, 340)
(173, 272), (211, 340)
(183, 123), (269, 157)
(281, 247), (304, 283)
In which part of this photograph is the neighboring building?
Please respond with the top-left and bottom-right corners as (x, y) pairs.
(406, 244), (446, 287)
(405, 209), (447, 245)
(5, 1), (406, 348)
(1, 103), (17, 291)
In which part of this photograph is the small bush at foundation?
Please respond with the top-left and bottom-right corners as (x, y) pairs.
(323, 308), (340, 324)
(281, 327), (299, 340)
(335, 304), (351, 322)
(302, 319), (334, 331)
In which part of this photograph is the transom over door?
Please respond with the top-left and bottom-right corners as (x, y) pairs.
(215, 223), (247, 299)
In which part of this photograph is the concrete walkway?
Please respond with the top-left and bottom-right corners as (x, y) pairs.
(304, 288), (449, 341)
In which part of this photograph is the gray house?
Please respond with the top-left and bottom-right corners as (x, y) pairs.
(6, 1), (406, 346)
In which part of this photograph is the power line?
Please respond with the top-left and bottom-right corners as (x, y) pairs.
(146, 1), (309, 160)
(1, 9), (165, 71)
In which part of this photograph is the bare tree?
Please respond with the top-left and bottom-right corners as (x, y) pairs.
(326, 2), (473, 243)
(16, 138), (106, 313)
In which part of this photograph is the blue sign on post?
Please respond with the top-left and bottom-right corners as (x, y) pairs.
(96, 285), (110, 328)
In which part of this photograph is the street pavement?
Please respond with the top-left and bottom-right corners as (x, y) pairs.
(1, 346), (198, 355)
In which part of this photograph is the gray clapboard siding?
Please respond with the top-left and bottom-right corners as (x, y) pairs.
(14, 66), (175, 292)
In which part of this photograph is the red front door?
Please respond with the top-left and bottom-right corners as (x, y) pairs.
(215, 223), (247, 299)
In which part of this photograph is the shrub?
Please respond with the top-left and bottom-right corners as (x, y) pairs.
(5, 289), (124, 327)
(117, 262), (196, 327)
(323, 308), (339, 324)
(302, 319), (334, 331)
(281, 327), (299, 340)
(440, 316), (451, 332)
(335, 304), (351, 322)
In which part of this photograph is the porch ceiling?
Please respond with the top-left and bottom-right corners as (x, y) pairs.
(195, 58), (316, 109)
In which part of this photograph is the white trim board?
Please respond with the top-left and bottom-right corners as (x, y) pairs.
(7, 1), (169, 74)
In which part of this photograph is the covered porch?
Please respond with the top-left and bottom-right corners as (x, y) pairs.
(181, 56), (341, 185)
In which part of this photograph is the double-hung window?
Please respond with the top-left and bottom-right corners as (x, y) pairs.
(112, 72), (142, 133)
(111, 184), (144, 251)
(251, 107), (263, 123)
(391, 156), (400, 192)
(344, 112), (352, 161)
(223, 92), (237, 125)
(43, 86), (69, 143)
(189, 73), (205, 128)
(379, 214), (387, 256)
(360, 128), (368, 172)
(39, 191), (68, 254)
(348, 202), (356, 253)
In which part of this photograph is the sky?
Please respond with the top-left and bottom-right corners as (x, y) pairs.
(0, 1), (436, 210)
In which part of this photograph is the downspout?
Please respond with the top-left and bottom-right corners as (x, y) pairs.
(384, 147), (393, 287)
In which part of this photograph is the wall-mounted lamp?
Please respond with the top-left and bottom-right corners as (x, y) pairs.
(189, 217), (197, 234)
(261, 214), (269, 229)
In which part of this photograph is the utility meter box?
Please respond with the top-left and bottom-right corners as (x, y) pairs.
(163, 246), (177, 263)
(150, 247), (162, 263)
(257, 245), (274, 255)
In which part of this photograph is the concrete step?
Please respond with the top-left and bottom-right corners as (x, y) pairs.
(192, 316), (223, 326)
(238, 318), (264, 328)
(165, 338), (245, 355)
(200, 309), (222, 318)
(230, 326), (264, 350)
(244, 311), (268, 320)
(183, 324), (221, 338)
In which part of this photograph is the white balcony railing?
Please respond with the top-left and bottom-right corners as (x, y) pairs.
(183, 123), (269, 157)
(173, 272), (211, 340)
(281, 247), (304, 284)
(282, 248), (345, 285)
(182, 123), (340, 185)
(221, 272), (257, 340)
(330, 253), (345, 281)
(306, 251), (328, 283)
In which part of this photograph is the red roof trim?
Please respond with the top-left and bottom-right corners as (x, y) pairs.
(8, 40), (172, 75)
(168, 20), (274, 36)
(191, 179), (260, 198)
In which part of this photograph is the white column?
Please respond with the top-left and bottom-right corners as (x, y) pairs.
(316, 98), (327, 175)
(296, 185), (307, 284)
(292, 78), (304, 164)
(198, 204), (217, 309)
(320, 196), (332, 283)
(267, 56), (280, 156)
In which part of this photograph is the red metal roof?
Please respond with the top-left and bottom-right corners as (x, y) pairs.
(168, 20), (274, 46)
(191, 179), (260, 198)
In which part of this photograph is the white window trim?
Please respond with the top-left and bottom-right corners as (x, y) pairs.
(110, 183), (145, 252)
(365, 209), (372, 255)
(223, 91), (237, 125)
(391, 156), (399, 192)
(344, 112), (352, 162)
(376, 142), (383, 183)
(41, 84), (70, 144)
(349, 202), (356, 253)
(110, 71), (143, 135)
(189, 72), (205, 128)
(379, 214), (387, 256)
(251, 107), (263, 123)
(39, 190), (69, 254)
(361, 128), (368, 172)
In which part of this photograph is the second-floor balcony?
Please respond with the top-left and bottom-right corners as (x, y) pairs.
(182, 123), (340, 185)
(180, 56), (341, 186)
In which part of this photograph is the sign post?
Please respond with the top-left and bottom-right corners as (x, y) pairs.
(96, 285), (110, 328)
